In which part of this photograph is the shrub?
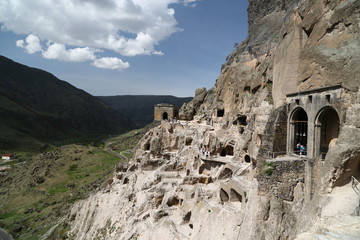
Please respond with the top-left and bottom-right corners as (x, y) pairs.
(262, 161), (275, 176)
(68, 164), (78, 171)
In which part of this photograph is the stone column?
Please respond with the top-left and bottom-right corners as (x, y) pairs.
(306, 122), (314, 159)
(287, 122), (295, 154)
(313, 123), (322, 158)
(304, 159), (314, 202)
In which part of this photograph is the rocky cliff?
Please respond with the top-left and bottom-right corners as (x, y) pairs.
(65, 0), (360, 239)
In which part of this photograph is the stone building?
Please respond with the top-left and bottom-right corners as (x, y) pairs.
(286, 85), (342, 159)
(154, 103), (177, 121)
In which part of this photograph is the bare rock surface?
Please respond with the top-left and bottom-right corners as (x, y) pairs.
(66, 0), (360, 239)
(68, 121), (264, 240)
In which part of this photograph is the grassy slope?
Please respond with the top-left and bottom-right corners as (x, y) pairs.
(0, 145), (122, 239)
(0, 125), (153, 239)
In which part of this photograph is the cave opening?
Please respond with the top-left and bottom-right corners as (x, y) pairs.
(220, 149), (227, 157)
(220, 189), (229, 203)
(218, 168), (233, 179)
(217, 109), (225, 117)
(225, 145), (234, 156)
(185, 137), (193, 146)
(230, 189), (243, 202)
(244, 154), (251, 163)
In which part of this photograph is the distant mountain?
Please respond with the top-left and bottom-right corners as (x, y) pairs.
(0, 56), (134, 150)
(98, 95), (192, 127)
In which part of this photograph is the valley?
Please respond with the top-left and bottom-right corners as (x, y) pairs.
(0, 127), (150, 240)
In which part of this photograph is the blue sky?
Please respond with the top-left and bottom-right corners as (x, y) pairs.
(0, 0), (248, 97)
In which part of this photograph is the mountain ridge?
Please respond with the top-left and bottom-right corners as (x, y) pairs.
(98, 95), (192, 127)
(0, 55), (134, 150)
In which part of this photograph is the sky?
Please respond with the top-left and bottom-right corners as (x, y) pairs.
(0, 0), (248, 97)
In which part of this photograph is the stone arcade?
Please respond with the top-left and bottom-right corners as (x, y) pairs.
(286, 85), (342, 159)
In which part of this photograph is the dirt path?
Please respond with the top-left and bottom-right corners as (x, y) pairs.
(104, 148), (128, 162)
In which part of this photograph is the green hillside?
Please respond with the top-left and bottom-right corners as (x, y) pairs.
(0, 145), (122, 239)
(0, 56), (134, 151)
(0, 124), (152, 239)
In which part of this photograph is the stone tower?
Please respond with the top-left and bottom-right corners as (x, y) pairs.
(154, 104), (176, 121)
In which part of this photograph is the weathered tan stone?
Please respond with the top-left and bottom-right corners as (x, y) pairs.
(67, 0), (360, 239)
(154, 104), (176, 121)
(273, 26), (308, 107)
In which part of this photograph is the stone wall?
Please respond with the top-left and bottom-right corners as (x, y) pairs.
(258, 159), (305, 201)
(256, 158), (306, 239)
(154, 104), (176, 121)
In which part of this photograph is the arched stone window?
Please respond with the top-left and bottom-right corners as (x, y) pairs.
(289, 108), (308, 154)
(315, 107), (340, 158)
(162, 112), (168, 120)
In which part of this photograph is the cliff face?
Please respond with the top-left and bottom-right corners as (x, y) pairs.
(273, 0), (360, 107)
(66, 0), (360, 239)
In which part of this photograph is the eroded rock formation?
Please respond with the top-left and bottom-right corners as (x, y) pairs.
(67, 0), (360, 239)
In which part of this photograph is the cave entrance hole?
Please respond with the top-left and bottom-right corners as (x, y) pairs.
(217, 109), (224, 117)
(185, 138), (193, 146)
(230, 189), (243, 202)
(225, 145), (234, 156)
(220, 189), (229, 203)
(220, 149), (227, 157)
(244, 154), (251, 163)
(218, 168), (233, 179)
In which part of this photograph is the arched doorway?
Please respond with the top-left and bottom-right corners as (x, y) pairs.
(289, 108), (308, 155)
(162, 112), (168, 120)
(315, 107), (340, 158)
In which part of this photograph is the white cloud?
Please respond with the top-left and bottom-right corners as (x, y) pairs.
(42, 43), (97, 62)
(181, 0), (199, 7)
(0, 0), (201, 69)
(15, 34), (42, 54)
(92, 57), (130, 70)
